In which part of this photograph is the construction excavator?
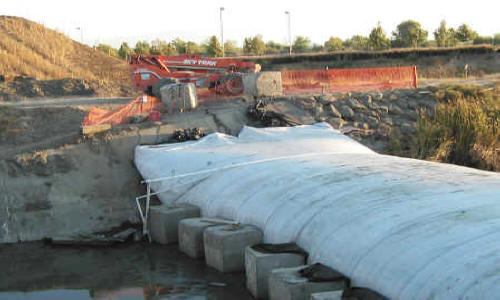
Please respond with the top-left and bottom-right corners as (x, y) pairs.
(130, 54), (260, 97)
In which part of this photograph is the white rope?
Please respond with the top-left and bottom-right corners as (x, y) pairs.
(142, 151), (359, 184)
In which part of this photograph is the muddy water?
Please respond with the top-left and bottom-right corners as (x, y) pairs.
(0, 243), (252, 299)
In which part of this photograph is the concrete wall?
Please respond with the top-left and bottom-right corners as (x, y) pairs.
(243, 72), (283, 97)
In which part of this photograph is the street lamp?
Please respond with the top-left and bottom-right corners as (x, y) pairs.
(76, 27), (83, 44)
(220, 7), (225, 57)
(285, 11), (291, 54)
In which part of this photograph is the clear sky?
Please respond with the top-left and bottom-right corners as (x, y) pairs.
(2, 0), (499, 47)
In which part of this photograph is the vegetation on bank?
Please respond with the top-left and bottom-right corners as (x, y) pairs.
(93, 20), (499, 59)
(390, 84), (499, 171)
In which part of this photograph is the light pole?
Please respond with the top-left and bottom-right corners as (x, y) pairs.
(76, 27), (83, 44)
(220, 7), (225, 57)
(285, 11), (291, 54)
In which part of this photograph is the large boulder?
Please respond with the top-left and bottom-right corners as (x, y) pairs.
(338, 105), (354, 120)
(243, 72), (283, 97)
(152, 77), (180, 98)
(325, 104), (342, 118)
(159, 83), (198, 113)
(346, 98), (366, 110)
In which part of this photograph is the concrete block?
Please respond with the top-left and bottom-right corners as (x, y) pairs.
(269, 266), (345, 300)
(310, 290), (343, 300)
(149, 204), (200, 244)
(204, 224), (263, 272)
(159, 83), (198, 113)
(245, 246), (306, 299)
(243, 72), (283, 97)
(178, 218), (225, 259)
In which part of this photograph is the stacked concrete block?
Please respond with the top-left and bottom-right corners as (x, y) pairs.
(159, 83), (198, 113)
(245, 246), (306, 299)
(243, 72), (283, 97)
(178, 218), (225, 259)
(268, 266), (346, 300)
(310, 291), (343, 300)
(148, 203), (200, 244)
(152, 77), (180, 98)
(204, 224), (263, 272)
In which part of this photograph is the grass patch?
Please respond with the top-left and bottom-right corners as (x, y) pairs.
(410, 84), (499, 170)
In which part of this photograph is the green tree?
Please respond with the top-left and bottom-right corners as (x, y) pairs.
(368, 23), (390, 50)
(324, 37), (343, 52)
(223, 40), (241, 56)
(293, 36), (311, 53)
(204, 36), (223, 57)
(434, 20), (457, 47)
(185, 41), (202, 54)
(243, 37), (253, 54)
(447, 28), (458, 47)
(455, 24), (478, 43)
(172, 38), (187, 54)
(150, 39), (176, 55)
(344, 35), (369, 50)
(392, 20), (428, 48)
(118, 42), (131, 59)
(434, 20), (448, 47)
(95, 43), (118, 57)
(265, 41), (284, 54)
(134, 41), (150, 54)
(243, 35), (266, 55)
(311, 43), (323, 52)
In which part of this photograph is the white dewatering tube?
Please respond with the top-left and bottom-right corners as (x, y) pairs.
(134, 123), (500, 299)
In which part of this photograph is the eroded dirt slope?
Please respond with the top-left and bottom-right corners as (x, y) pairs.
(0, 16), (134, 99)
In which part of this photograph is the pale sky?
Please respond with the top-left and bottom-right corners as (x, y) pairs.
(2, 0), (499, 47)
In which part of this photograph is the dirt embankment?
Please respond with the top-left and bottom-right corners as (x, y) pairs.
(0, 99), (253, 243)
(0, 16), (134, 100)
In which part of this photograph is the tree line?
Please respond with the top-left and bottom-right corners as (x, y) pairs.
(94, 20), (500, 59)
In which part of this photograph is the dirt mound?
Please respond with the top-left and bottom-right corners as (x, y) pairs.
(0, 16), (134, 99)
(0, 77), (95, 100)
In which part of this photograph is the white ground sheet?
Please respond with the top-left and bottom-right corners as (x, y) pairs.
(135, 123), (500, 299)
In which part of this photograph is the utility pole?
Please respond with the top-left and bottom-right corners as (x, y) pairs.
(285, 11), (291, 54)
(220, 7), (225, 57)
(76, 27), (83, 44)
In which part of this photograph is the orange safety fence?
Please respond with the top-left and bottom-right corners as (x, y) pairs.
(82, 95), (162, 126)
(281, 66), (418, 95)
(82, 66), (418, 126)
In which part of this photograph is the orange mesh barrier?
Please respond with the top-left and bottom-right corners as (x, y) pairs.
(83, 66), (417, 126)
(82, 95), (162, 126)
(281, 66), (417, 94)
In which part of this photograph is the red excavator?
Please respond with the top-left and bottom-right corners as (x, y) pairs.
(130, 54), (260, 97)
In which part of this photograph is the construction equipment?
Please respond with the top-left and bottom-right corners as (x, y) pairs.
(130, 54), (260, 97)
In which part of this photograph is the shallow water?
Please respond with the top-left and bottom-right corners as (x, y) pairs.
(0, 243), (252, 299)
